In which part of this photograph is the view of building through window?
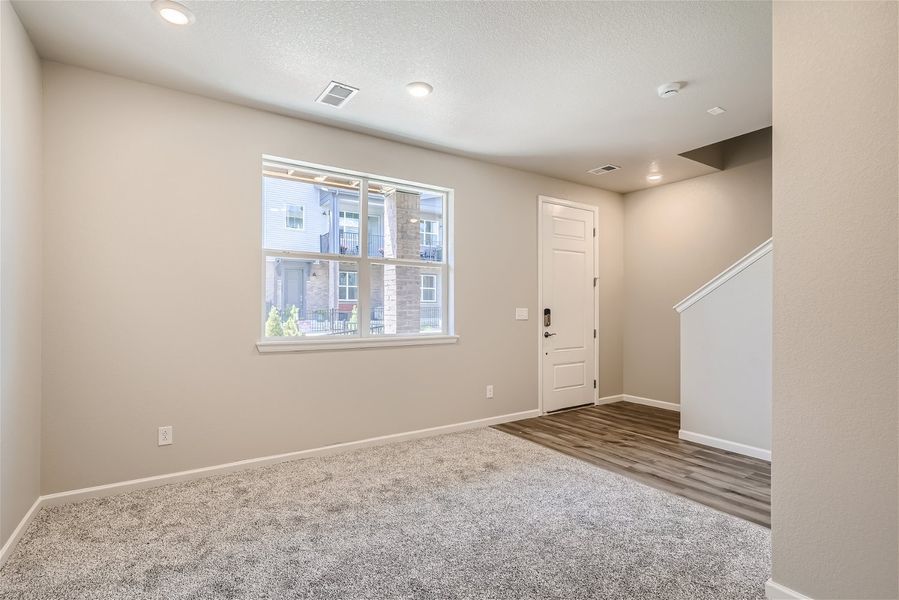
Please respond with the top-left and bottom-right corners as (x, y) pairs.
(262, 159), (449, 339)
(285, 205), (304, 230)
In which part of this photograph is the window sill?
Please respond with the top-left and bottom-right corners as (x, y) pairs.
(256, 334), (459, 353)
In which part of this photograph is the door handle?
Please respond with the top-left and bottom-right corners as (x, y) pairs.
(544, 331), (556, 338)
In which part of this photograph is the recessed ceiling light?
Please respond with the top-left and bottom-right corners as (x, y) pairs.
(707, 106), (727, 116)
(151, 0), (195, 25)
(647, 173), (663, 183)
(406, 82), (434, 98)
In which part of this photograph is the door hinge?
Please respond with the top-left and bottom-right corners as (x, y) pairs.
(594, 329), (597, 339)
(593, 227), (596, 237)
(593, 379), (597, 389)
(594, 277), (598, 287)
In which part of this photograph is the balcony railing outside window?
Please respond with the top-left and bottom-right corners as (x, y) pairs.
(321, 231), (442, 261)
(320, 231), (384, 256)
(267, 303), (440, 336)
(419, 244), (442, 262)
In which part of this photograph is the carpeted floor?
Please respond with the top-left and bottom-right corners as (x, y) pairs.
(0, 428), (770, 599)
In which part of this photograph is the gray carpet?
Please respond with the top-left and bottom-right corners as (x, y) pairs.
(0, 428), (770, 599)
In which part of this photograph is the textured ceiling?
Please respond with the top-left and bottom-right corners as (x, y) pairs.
(12, 1), (772, 193)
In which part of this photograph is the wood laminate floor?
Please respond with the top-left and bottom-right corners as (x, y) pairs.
(493, 401), (771, 527)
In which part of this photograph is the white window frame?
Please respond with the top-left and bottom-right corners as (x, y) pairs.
(285, 204), (304, 230)
(339, 210), (360, 232)
(338, 270), (359, 302)
(420, 219), (439, 247)
(421, 274), (438, 303)
(258, 156), (457, 352)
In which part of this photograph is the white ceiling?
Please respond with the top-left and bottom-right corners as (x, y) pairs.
(12, 0), (772, 193)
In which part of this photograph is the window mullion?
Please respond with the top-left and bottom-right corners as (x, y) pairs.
(358, 179), (371, 337)
(442, 190), (450, 335)
(441, 264), (449, 334)
(262, 158), (451, 342)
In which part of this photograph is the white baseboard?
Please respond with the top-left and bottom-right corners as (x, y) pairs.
(766, 579), (811, 599)
(2, 409), (538, 566)
(622, 394), (680, 412)
(596, 394), (681, 411)
(679, 429), (771, 461)
(596, 394), (623, 405)
(39, 408), (539, 508)
(0, 497), (42, 569)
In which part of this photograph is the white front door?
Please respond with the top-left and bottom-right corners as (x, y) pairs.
(541, 199), (596, 412)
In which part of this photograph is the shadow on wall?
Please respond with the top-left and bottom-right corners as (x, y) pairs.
(680, 127), (772, 171)
(622, 126), (773, 406)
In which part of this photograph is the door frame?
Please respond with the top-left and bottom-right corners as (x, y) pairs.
(536, 195), (599, 415)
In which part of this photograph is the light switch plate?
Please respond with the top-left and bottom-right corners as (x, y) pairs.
(515, 308), (529, 320)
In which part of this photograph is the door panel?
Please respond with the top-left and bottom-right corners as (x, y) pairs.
(552, 215), (586, 239)
(553, 362), (586, 390)
(284, 267), (305, 311)
(542, 201), (595, 413)
(551, 249), (588, 350)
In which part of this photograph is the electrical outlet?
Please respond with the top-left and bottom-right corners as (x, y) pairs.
(158, 426), (173, 446)
(486, 385), (494, 399)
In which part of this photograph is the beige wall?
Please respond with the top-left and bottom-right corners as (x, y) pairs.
(772, 2), (898, 598)
(41, 63), (624, 493)
(622, 129), (772, 404)
(0, 1), (43, 544)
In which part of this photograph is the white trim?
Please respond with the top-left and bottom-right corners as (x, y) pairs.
(679, 429), (771, 461)
(40, 409), (538, 508)
(596, 394), (624, 405)
(264, 156), (451, 196)
(0, 497), (41, 569)
(358, 184), (371, 335)
(537, 195), (598, 212)
(537, 195), (600, 414)
(1, 408), (536, 565)
(621, 394), (681, 412)
(257, 334), (459, 353)
(765, 579), (812, 599)
(445, 190), (455, 336)
(261, 156), (454, 343)
(674, 238), (773, 313)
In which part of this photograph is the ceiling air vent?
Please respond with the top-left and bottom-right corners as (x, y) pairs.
(587, 164), (620, 175)
(315, 81), (359, 108)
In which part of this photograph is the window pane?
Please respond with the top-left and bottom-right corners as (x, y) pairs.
(338, 270), (358, 301)
(286, 205), (304, 230)
(263, 163), (361, 256)
(264, 257), (360, 337)
(421, 274), (437, 302)
(368, 183), (444, 262)
(370, 264), (443, 335)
